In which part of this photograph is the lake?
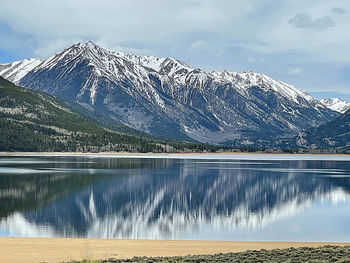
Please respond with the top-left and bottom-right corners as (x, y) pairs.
(0, 154), (350, 241)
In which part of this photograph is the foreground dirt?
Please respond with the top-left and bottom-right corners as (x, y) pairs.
(0, 238), (349, 263)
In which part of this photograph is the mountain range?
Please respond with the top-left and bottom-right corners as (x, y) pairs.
(0, 41), (343, 148)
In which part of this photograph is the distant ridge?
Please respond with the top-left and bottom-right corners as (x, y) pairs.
(294, 110), (350, 150)
(321, 97), (350, 114)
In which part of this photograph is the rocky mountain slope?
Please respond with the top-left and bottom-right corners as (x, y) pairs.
(321, 98), (350, 114)
(0, 77), (212, 152)
(294, 109), (350, 150)
(0, 41), (339, 146)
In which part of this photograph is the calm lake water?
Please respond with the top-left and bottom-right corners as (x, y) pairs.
(0, 155), (350, 241)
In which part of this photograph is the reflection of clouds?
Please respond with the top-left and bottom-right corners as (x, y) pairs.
(319, 189), (350, 204)
(0, 159), (95, 164)
(203, 167), (347, 174)
(1, 188), (349, 239)
(0, 213), (56, 237)
(0, 167), (57, 174)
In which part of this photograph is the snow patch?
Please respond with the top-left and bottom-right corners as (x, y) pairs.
(321, 98), (350, 113)
(0, 58), (43, 84)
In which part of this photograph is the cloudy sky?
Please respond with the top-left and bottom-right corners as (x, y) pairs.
(0, 0), (349, 100)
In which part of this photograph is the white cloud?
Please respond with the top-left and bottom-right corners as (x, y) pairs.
(0, 0), (242, 43)
(287, 67), (303, 75)
(247, 55), (265, 64)
(1, 0), (349, 63)
(33, 38), (84, 58)
(188, 40), (210, 52)
(95, 38), (155, 56)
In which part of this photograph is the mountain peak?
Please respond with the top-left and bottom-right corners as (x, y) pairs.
(322, 97), (343, 104)
(70, 40), (101, 50)
(80, 41), (104, 52)
(321, 97), (350, 114)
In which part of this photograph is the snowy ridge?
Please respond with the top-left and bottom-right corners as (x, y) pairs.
(34, 42), (191, 81)
(321, 98), (350, 114)
(0, 42), (317, 105)
(0, 58), (43, 84)
(211, 71), (316, 104)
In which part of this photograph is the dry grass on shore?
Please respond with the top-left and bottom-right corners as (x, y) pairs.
(61, 245), (350, 263)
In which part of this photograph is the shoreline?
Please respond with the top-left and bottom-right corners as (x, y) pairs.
(1, 238), (349, 263)
(1, 151), (350, 161)
(1, 151), (349, 155)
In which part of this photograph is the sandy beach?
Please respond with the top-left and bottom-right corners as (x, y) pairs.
(0, 238), (349, 263)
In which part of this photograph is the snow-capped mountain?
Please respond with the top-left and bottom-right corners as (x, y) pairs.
(321, 98), (350, 114)
(0, 41), (339, 145)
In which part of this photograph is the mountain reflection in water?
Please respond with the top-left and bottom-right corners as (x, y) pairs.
(0, 156), (350, 241)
